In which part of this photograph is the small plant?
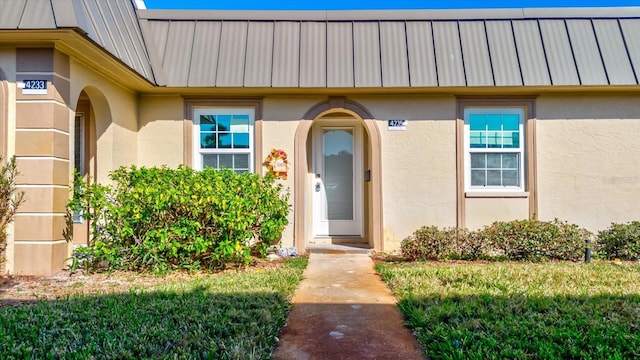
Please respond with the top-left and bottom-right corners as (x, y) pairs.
(0, 156), (25, 265)
(597, 221), (640, 260)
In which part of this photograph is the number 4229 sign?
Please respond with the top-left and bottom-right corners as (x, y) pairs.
(388, 119), (407, 131)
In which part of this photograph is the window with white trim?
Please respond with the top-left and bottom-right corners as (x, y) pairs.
(193, 108), (254, 173)
(464, 107), (525, 191)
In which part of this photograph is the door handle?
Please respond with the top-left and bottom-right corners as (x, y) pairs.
(315, 173), (321, 178)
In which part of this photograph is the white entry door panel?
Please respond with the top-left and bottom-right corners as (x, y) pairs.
(312, 123), (363, 237)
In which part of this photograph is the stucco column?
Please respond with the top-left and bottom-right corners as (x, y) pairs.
(13, 48), (70, 275)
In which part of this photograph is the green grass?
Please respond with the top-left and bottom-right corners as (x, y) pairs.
(0, 257), (307, 360)
(376, 261), (640, 359)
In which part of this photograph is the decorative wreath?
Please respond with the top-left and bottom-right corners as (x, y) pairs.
(263, 148), (289, 179)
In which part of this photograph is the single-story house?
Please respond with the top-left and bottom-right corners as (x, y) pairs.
(1, 0), (640, 275)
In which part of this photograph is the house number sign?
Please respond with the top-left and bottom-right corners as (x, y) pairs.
(20, 80), (47, 95)
(388, 119), (407, 131)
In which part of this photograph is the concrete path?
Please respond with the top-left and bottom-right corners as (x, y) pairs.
(272, 253), (425, 360)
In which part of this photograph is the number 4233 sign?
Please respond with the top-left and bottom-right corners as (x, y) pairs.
(19, 80), (48, 95)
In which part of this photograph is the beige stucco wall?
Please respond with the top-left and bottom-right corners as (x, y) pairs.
(137, 95), (184, 167)
(536, 94), (640, 232)
(262, 96), (324, 247)
(70, 59), (139, 183)
(0, 47), (16, 273)
(354, 96), (458, 250)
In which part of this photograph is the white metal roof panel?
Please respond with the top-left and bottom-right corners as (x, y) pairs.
(145, 20), (170, 68)
(353, 22), (382, 87)
(244, 21), (274, 87)
(619, 19), (640, 84)
(380, 21), (410, 87)
(405, 21), (437, 87)
(539, 20), (580, 85)
(162, 21), (195, 86)
(215, 21), (248, 87)
(19, 0), (56, 29)
(188, 21), (222, 87)
(459, 21), (493, 86)
(0, 0), (27, 29)
(299, 21), (326, 87)
(512, 20), (551, 86)
(432, 21), (465, 86)
(593, 19), (637, 85)
(326, 22), (354, 87)
(272, 21), (301, 87)
(486, 20), (522, 86)
(566, 19), (608, 85)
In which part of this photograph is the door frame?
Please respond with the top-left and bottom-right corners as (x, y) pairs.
(311, 121), (364, 237)
(293, 97), (383, 251)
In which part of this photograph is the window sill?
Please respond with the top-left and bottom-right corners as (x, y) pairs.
(465, 191), (529, 198)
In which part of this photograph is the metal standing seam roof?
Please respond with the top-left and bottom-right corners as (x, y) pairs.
(0, 0), (156, 84)
(137, 7), (640, 88)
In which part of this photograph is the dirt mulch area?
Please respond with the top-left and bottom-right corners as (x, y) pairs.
(0, 259), (288, 308)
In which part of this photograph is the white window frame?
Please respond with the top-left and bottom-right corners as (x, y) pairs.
(464, 107), (525, 192)
(73, 113), (85, 224)
(192, 108), (255, 173)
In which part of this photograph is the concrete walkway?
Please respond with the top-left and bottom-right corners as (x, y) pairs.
(272, 253), (425, 360)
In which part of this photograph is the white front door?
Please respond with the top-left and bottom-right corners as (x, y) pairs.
(312, 122), (363, 237)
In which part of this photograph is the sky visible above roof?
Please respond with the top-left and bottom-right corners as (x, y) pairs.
(143, 0), (640, 10)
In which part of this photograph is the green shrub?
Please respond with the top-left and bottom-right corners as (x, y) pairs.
(401, 227), (482, 261)
(68, 165), (290, 272)
(401, 219), (591, 262)
(597, 221), (640, 260)
(0, 156), (25, 265)
(483, 219), (591, 262)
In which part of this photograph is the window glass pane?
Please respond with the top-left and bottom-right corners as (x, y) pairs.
(486, 114), (502, 130)
(233, 133), (250, 149)
(469, 114), (486, 131)
(503, 114), (519, 131)
(486, 170), (502, 186)
(219, 154), (233, 168)
(487, 154), (501, 168)
(200, 115), (216, 132)
(471, 170), (485, 186)
(230, 116), (250, 132)
(502, 153), (518, 169)
(218, 133), (232, 148)
(202, 154), (218, 169)
(234, 154), (249, 169)
(216, 115), (231, 131)
(503, 170), (519, 186)
(486, 131), (501, 148)
(470, 131), (485, 148)
(200, 133), (216, 148)
(470, 153), (485, 168)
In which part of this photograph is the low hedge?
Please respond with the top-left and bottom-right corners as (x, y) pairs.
(597, 221), (640, 260)
(68, 165), (290, 272)
(401, 219), (591, 262)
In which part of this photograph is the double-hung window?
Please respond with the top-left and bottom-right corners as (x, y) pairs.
(464, 107), (525, 192)
(193, 108), (254, 173)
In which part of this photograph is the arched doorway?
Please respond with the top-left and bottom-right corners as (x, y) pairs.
(71, 87), (111, 245)
(294, 97), (383, 251)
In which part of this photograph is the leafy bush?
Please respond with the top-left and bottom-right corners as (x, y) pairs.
(68, 165), (290, 272)
(483, 219), (591, 261)
(597, 221), (640, 260)
(0, 156), (25, 265)
(401, 219), (591, 262)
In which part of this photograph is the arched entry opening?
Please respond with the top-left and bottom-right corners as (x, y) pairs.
(71, 87), (112, 245)
(294, 97), (383, 251)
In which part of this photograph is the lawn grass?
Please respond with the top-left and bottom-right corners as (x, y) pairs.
(376, 261), (640, 359)
(0, 257), (307, 360)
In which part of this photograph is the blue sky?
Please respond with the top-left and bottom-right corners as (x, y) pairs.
(144, 0), (640, 10)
